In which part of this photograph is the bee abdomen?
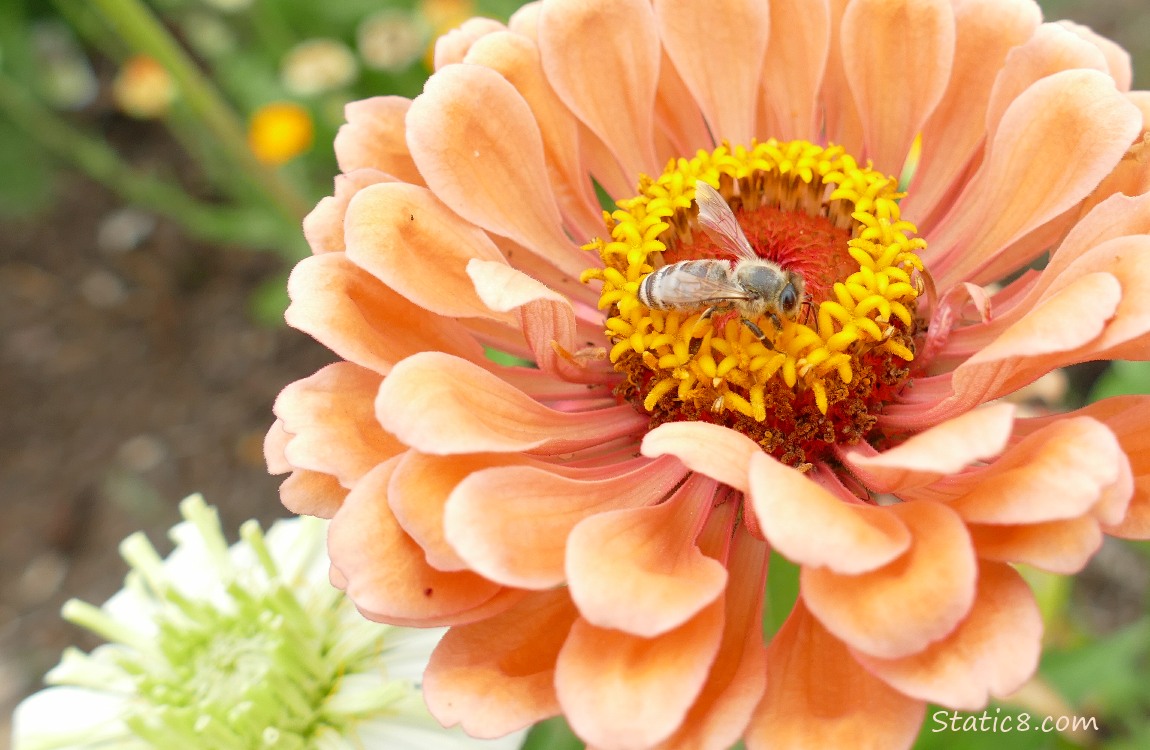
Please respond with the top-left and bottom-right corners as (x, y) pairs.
(638, 260), (715, 310)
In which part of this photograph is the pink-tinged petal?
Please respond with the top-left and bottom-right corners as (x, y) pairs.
(746, 600), (925, 750)
(900, 0), (1040, 227)
(947, 416), (1125, 525)
(802, 501), (977, 659)
(285, 253), (484, 375)
(651, 528), (769, 750)
(264, 419), (292, 474)
(1063, 236), (1150, 362)
(279, 469), (346, 518)
(538, 0), (660, 179)
(464, 31), (603, 240)
(758, 0), (830, 142)
(969, 517), (1102, 574)
(508, 1), (541, 38)
(303, 169), (396, 255)
(841, 404), (1015, 492)
(567, 474), (726, 637)
(343, 182), (512, 321)
(333, 97), (423, 185)
(641, 421), (761, 492)
(841, 0), (955, 177)
(467, 259), (608, 384)
(653, 0), (769, 147)
(432, 17), (505, 68)
(820, 0), (864, 155)
(653, 50), (712, 158)
(406, 64), (590, 280)
(854, 562), (1042, 710)
(424, 589), (576, 737)
(274, 363), (403, 487)
(1057, 21), (1133, 93)
(329, 461), (515, 626)
(389, 452), (526, 572)
(444, 456), (687, 589)
(749, 452), (911, 574)
(556, 598), (725, 750)
(946, 272), (1121, 410)
(375, 352), (648, 454)
(929, 69), (1141, 288)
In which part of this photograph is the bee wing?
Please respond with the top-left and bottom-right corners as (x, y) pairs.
(666, 267), (754, 304)
(694, 182), (759, 262)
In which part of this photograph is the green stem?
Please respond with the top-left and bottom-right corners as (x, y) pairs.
(0, 71), (300, 251)
(84, 0), (312, 222)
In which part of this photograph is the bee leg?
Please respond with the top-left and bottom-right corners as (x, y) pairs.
(768, 312), (783, 331)
(700, 306), (717, 320)
(688, 306), (718, 357)
(741, 318), (773, 348)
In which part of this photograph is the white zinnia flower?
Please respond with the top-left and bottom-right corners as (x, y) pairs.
(12, 494), (526, 750)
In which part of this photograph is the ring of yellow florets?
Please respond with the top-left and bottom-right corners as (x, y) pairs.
(581, 140), (925, 433)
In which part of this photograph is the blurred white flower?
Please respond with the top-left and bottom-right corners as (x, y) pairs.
(281, 38), (358, 97)
(12, 495), (526, 750)
(356, 10), (427, 72)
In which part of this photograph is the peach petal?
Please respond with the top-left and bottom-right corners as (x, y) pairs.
(463, 31), (603, 240)
(508, 1), (541, 38)
(757, 0), (830, 142)
(1068, 236), (1150, 362)
(333, 97), (422, 185)
(263, 419), (292, 475)
(343, 182), (512, 321)
(854, 562), (1042, 710)
(968, 517), (1102, 574)
(285, 253), (484, 374)
(653, 50), (712, 158)
(802, 500), (977, 659)
(375, 352), (648, 455)
(841, 403), (1015, 492)
(424, 589), (576, 737)
(432, 16), (505, 69)
(1057, 21), (1133, 93)
(303, 169), (395, 255)
(328, 461), (509, 625)
(467, 259), (605, 384)
(651, 528), (769, 750)
(948, 272), (1121, 410)
(567, 474), (726, 637)
(653, 0), (769, 147)
(947, 417), (1126, 525)
(444, 456), (687, 589)
(842, 0), (955, 176)
(900, 0), (1040, 226)
(746, 600), (925, 750)
(556, 599), (725, 750)
(538, 0), (660, 179)
(273, 363), (403, 488)
(748, 452), (911, 574)
(930, 69), (1141, 288)
(820, 0), (864, 155)
(641, 421), (761, 492)
(279, 468), (346, 518)
(406, 64), (590, 280)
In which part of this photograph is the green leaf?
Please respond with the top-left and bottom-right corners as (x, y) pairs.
(0, 117), (55, 218)
(521, 717), (585, 750)
(912, 705), (1061, 750)
(763, 548), (799, 638)
(1088, 361), (1150, 402)
(1040, 619), (1150, 718)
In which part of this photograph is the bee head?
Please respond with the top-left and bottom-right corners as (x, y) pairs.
(780, 272), (805, 317)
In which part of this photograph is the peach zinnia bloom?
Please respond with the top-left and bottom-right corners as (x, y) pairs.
(266, 0), (1150, 748)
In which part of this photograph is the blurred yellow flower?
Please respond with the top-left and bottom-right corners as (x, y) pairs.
(112, 55), (174, 119)
(248, 102), (313, 165)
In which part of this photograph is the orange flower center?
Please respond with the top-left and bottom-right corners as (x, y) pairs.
(581, 141), (927, 468)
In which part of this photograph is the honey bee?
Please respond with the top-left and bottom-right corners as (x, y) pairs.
(637, 182), (805, 342)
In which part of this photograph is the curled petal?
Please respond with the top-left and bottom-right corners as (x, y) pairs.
(969, 517), (1102, 574)
(425, 589), (576, 738)
(1056, 20), (1133, 92)
(407, 64), (589, 280)
(556, 599), (725, 750)
(802, 501), (977, 660)
(279, 468), (346, 518)
(303, 169), (395, 255)
(654, 0), (770, 147)
(841, 403), (1015, 492)
(444, 456), (687, 589)
(376, 352), (648, 454)
(286, 253), (484, 375)
(264, 419), (292, 475)
(333, 97), (422, 185)
(433, 17), (505, 68)
(567, 474), (726, 637)
(328, 461), (514, 626)
(842, 0), (955, 176)
(854, 563), (1042, 710)
(538, 0), (660, 178)
(746, 600), (925, 750)
(749, 452), (911, 575)
(344, 183), (512, 320)
(641, 421), (761, 492)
